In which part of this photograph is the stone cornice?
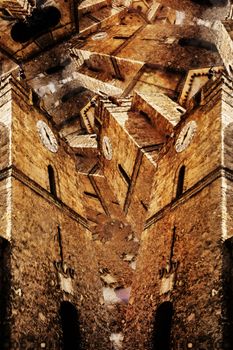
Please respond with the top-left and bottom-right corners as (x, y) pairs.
(144, 166), (232, 230)
(0, 165), (89, 230)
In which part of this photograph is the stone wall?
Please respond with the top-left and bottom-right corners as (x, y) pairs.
(148, 79), (222, 219)
(10, 78), (85, 219)
(123, 178), (224, 350)
(7, 178), (109, 350)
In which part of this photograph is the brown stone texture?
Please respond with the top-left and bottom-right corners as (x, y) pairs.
(148, 88), (222, 217)
(123, 179), (223, 350)
(10, 179), (109, 350)
(1, 0), (233, 349)
(10, 81), (85, 218)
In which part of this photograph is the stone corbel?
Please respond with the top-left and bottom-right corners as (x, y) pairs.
(54, 260), (75, 279)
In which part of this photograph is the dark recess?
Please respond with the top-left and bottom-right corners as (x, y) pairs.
(178, 38), (217, 52)
(118, 164), (131, 186)
(60, 301), (81, 350)
(176, 165), (185, 199)
(191, 0), (227, 6)
(11, 6), (61, 43)
(0, 238), (11, 350)
(48, 165), (57, 197)
(153, 301), (173, 350)
(45, 65), (65, 75)
(45, 58), (71, 75)
(61, 87), (86, 103)
(222, 239), (233, 349)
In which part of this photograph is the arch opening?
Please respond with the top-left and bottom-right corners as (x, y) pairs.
(0, 238), (11, 349)
(48, 165), (57, 197)
(176, 165), (185, 199)
(60, 301), (81, 350)
(153, 301), (173, 350)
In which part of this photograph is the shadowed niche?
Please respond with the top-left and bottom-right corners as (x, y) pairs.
(190, 0), (228, 6)
(176, 165), (185, 199)
(178, 38), (217, 52)
(222, 238), (233, 349)
(48, 165), (57, 198)
(61, 87), (87, 103)
(0, 237), (11, 349)
(153, 301), (173, 350)
(60, 301), (81, 350)
(11, 6), (61, 43)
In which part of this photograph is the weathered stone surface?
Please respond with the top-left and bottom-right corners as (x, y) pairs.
(123, 179), (223, 350)
(0, 0), (233, 349)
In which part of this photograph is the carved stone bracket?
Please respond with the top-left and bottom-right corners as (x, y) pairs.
(54, 260), (75, 279)
(53, 225), (75, 280)
(159, 226), (179, 279)
(159, 261), (179, 279)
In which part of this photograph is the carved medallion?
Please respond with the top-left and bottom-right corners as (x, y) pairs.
(37, 120), (58, 153)
(102, 136), (112, 160)
(91, 32), (107, 41)
(175, 120), (197, 153)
